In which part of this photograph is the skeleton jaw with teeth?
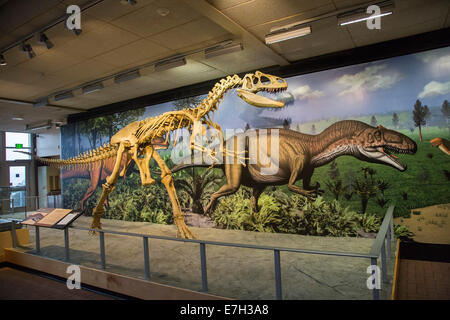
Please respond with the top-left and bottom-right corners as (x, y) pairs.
(237, 71), (287, 108)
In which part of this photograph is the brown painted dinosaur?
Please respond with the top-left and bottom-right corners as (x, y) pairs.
(430, 137), (450, 155)
(61, 153), (129, 211)
(170, 120), (417, 214)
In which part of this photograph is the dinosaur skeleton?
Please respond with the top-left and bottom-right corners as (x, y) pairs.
(28, 71), (287, 239)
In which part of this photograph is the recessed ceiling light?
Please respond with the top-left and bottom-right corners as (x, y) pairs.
(12, 117), (24, 121)
(114, 70), (140, 83)
(265, 23), (311, 44)
(155, 56), (186, 72)
(157, 8), (170, 17)
(337, 0), (395, 26)
(0, 54), (6, 66)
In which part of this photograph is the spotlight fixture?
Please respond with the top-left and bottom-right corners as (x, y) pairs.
(337, 0), (394, 26)
(205, 42), (243, 59)
(114, 70), (140, 84)
(21, 43), (36, 59)
(0, 54), (6, 66)
(34, 97), (49, 108)
(54, 90), (74, 101)
(82, 81), (104, 94)
(72, 28), (82, 36)
(39, 33), (54, 49)
(265, 23), (311, 44)
(154, 56), (186, 72)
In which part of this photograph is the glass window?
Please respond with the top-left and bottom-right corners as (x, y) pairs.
(6, 149), (31, 160)
(5, 132), (30, 148)
(5, 132), (31, 160)
(9, 166), (26, 187)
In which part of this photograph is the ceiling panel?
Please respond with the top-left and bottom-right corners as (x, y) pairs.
(147, 17), (230, 51)
(218, 0), (332, 28)
(110, 0), (203, 38)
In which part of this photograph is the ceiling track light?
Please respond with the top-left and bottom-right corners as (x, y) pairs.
(82, 82), (104, 94)
(0, 54), (6, 66)
(39, 33), (54, 49)
(205, 42), (243, 59)
(337, 0), (394, 26)
(265, 23), (311, 44)
(114, 70), (140, 84)
(154, 56), (186, 72)
(54, 90), (74, 101)
(21, 43), (36, 59)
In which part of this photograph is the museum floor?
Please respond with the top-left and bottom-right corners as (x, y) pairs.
(0, 266), (115, 300)
(15, 216), (394, 300)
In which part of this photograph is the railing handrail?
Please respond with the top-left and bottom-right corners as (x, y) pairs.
(69, 225), (376, 259)
(369, 205), (394, 257)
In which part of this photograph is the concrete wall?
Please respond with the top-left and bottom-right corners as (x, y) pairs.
(36, 128), (60, 157)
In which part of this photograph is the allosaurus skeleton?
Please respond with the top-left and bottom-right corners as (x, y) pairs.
(31, 71), (287, 239)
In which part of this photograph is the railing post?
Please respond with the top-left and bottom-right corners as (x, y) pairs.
(10, 220), (17, 248)
(274, 249), (282, 300)
(381, 241), (388, 284)
(371, 257), (380, 300)
(200, 243), (208, 292)
(35, 226), (40, 254)
(35, 196), (38, 210)
(64, 227), (70, 262)
(386, 222), (392, 260)
(99, 231), (106, 270)
(53, 195), (56, 208)
(143, 236), (150, 280)
(11, 198), (14, 212)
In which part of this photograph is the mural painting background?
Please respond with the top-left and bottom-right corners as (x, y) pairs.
(61, 46), (450, 240)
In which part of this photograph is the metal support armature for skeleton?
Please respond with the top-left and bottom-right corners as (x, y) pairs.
(28, 71), (288, 239)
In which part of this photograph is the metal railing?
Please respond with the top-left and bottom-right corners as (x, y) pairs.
(7, 205), (397, 300)
(0, 194), (62, 215)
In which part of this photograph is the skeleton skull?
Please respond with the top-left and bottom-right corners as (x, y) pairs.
(237, 71), (287, 108)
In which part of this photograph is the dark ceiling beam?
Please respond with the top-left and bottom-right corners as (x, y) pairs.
(67, 27), (450, 124)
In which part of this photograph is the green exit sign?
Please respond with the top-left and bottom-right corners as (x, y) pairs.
(15, 144), (23, 149)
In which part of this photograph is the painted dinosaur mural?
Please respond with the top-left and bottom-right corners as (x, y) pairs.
(430, 137), (450, 155)
(25, 72), (288, 239)
(61, 152), (130, 211)
(170, 120), (418, 214)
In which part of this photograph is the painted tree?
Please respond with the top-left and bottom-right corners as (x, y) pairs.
(311, 124), (316, 135)
(370, 115), (377, 127)
(282, 118), (291, 129)
(244, 123), (250, 131)
(392, 112), (399, 129)
(412, 99), (427, 142)
(424, 105), (431, 128)
(442, 100), (450, 124)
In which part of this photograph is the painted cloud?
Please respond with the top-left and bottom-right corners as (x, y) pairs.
(291, 85), (324, 100)
(418, 80), (450, 99)
(336, 64), (402, 96)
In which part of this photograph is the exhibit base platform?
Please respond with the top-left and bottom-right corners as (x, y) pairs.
(2, 247), (227, 300)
